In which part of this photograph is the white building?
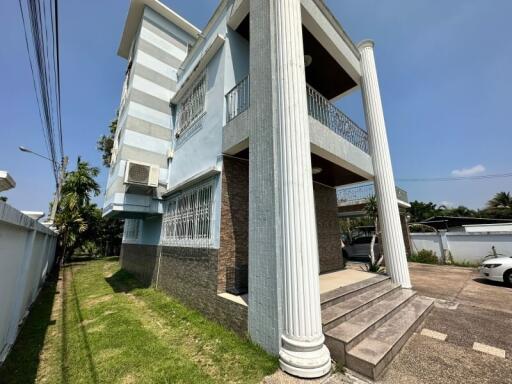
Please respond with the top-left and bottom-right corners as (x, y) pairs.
(103, 0), (429, 379)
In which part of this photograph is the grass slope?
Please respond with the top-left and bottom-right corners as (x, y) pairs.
(0, 258), (277, 383)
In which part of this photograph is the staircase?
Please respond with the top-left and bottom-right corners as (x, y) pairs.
(322, 275), (433, 380)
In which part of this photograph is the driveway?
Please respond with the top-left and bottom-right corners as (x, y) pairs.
(379, 262), (512, 384)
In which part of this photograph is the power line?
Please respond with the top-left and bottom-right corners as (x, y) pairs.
(397, 172), (512, 183)
(18, 0), (64, 184)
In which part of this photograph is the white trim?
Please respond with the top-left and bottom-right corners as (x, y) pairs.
(122, 129), (169, 154)
(127, 101), (171, 129)
(132, 75), (174, 103)
(140, 27), (187, 61)
(118, 0), (200, 59)
(136, 51), (178, 81)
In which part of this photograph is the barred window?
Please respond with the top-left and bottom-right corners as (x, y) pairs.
(124, 219), (140, 241)
(161, 180), (213, 246)
(176, 73), (206, 136)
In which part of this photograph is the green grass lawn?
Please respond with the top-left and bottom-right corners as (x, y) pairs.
(0, 257), (278, 384)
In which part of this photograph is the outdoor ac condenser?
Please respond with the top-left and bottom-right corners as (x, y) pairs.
(124, 161), (159, 188)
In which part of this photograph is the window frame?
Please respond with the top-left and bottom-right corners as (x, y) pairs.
(161, 178), (215, 247)
(175, 71), (207, 137)
(123, 219), (141, 242)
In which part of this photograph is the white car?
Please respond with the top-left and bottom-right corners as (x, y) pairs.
(480, 256), (512, 286)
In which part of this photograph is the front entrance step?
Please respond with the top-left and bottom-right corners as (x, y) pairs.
(346, 296), (433, 379)
(322, 281), (401, 331)
(322, 274), (435, 381)
(325, 289), (416, 358)
(321, 274), (390, 310)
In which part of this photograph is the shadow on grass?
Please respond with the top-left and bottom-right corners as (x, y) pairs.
(0, 268), (59, 384)
(62, 266), (99, 384)
(105, 268), (148, 293)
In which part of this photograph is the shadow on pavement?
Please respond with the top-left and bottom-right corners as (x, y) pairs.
(473, 277), (511, 289)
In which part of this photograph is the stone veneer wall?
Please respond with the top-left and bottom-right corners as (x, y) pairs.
(118, 170), (343, 336)
(120, 244), (159, 286)
(314, 183), (344, 273)
(157, 246), (248, 335)
(218, 157), (249, 294)
(120, 243), (248, 336)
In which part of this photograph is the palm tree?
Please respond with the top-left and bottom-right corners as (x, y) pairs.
(56, 157), (100, 259)
(487, 192), (512, 209)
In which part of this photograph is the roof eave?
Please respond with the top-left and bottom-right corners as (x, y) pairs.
(117, 0), (201, 59)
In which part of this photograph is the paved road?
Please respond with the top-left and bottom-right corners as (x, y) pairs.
(379, 262), (512, 384)
(268, 263), (512, 384)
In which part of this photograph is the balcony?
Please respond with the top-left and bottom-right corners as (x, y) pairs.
(306, 85), (369, 154)
(225, 77), (369, 154)
(226, 76), (250, 123)
(337, 183), (409, 207)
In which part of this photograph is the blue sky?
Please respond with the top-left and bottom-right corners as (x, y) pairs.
(1, 0), (511, 213)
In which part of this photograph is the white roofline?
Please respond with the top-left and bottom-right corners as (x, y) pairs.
(118, 0), (201, 59)
(0, 170), (16, 192)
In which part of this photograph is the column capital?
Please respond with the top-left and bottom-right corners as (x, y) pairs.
(357, 39), (375, 51)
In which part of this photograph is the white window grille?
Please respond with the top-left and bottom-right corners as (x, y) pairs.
(176, 73), (206, 136)
(161, 180), (214, 247)
(124, 219), (141, 241)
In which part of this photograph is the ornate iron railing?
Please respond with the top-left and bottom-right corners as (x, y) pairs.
(225, 79), (369, 155)
(226, 76), (250, 123)
(337, 183), (409, 205)
(306, 84), (369, 153)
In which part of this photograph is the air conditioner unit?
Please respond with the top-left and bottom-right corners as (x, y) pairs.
(124, 161), (159, 187)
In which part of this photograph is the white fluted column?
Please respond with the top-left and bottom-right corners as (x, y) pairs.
(273, 0), (331, 378)
(359, 40), (412, 289)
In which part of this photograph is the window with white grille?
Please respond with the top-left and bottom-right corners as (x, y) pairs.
(176, 73), (206, 136)
(161, 180), (213, 247)
(124, 219), (141, 241)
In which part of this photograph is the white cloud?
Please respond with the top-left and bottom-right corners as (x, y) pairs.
(451, 164), (485, 177)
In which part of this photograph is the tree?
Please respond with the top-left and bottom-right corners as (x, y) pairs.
(0, 196), (7, 202)
(55, 157), (101, 259)
(442, 205), (477, 217)
(487, 192), (512, 209)
(97, 117), (117, 167)
(406, 201), (440, 222)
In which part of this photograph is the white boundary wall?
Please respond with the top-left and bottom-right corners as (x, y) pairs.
(0, 202), (58, 362)
(411, 231), (512, 264)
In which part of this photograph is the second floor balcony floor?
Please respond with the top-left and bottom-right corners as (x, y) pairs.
(225, 76), (368, 155)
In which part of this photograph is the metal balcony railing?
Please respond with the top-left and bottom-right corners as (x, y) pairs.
(226, 76), (250, 123)
(225, 78), (369, 155)
(337, 183), (409, 205)
(306, 85), (369, 154)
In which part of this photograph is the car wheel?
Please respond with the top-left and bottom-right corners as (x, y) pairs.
(504, 270), (512, 287)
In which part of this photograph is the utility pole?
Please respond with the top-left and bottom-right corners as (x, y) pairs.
(49, 156), (68, 224)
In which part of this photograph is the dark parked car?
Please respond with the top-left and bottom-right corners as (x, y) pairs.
(343, 236), (380, 261)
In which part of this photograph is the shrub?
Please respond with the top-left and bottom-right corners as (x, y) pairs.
(409, 249), (438, 264)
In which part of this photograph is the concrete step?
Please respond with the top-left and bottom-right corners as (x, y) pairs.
(322, 281), (400, 331)
(320, 274), (390, 310)
(324, 289), (416, 364)
(346, 295), (434, 379)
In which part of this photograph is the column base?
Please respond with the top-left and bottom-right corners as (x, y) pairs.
(279, 335), (332, 378)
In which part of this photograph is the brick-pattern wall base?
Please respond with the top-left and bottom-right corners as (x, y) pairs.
(157, 246), (248, 335)
(120, 243), (159, 287)
(218, 157), (249, 294)
(314, 183), (344, 273)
